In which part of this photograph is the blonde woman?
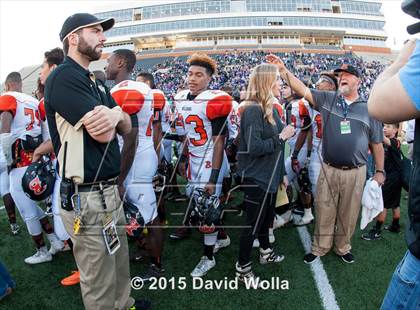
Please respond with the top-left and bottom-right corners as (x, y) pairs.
(236, 63), (295, 282)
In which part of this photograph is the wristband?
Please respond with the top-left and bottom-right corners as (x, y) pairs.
(292, 149), (300, 158)
(209, 169), (220, 184)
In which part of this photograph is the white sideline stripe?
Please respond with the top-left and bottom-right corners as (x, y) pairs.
(297, 226), (340, 310)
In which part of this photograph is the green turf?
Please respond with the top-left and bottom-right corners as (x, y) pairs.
(0, 186), (408, 310)
(320, 193), (408, 310)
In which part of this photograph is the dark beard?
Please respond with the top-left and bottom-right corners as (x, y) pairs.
(77, 36), (101, 61)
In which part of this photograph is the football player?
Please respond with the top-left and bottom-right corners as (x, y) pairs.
(220, 85), (239, 204)
(0, 72), (62, 264)
(174, 53), (232, 277)
(281, 83), (312, 224)
(136, 72), (170, 223)
(106, 49), (165, 280)
(0, 129), (19, 235)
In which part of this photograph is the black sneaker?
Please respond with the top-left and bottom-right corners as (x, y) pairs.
(130, 248), (146, 263)
(384, 224), (401, 233)
(141, 264), (165, 282)
(361, 229), (381, 241)
(303, 253), (319, 264)
(130, 299), (151, 310)
(341, 252), (355, 264)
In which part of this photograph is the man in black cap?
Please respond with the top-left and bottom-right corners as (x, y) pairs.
(267, 55), (385, 265)
(44, 13), (150, 310)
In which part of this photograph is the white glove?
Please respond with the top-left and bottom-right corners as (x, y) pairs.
(0, 133), (14, 165)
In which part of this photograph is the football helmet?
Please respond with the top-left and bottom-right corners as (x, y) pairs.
(186, 188), (223, 234)
(22, 158), (56, 201)
(123, 201), (145, 238)
(297, 166), (312, 205)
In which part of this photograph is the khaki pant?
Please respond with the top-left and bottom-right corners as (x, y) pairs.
(60, 185), (135, 310)
(312, 163), (366, 256)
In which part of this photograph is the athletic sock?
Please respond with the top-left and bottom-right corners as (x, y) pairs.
(375, 220), (383, 231)
(204, 245), (214, 260)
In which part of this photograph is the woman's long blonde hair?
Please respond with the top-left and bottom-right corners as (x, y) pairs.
(243, 63), (278, 125)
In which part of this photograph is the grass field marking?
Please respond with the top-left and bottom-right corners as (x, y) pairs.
(297, 226), (340, 310)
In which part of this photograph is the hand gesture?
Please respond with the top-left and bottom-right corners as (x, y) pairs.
(266, 54), (287, 73)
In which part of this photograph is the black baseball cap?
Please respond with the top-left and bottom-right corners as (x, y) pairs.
(334, 64), (360, 78)
(319, 72), (338, 89)
(59, 13), (115, 42)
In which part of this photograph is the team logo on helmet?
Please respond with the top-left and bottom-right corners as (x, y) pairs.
(29, 176), (47, 195)
(126, 217), (141, 236)
(22, 159), (56, 201)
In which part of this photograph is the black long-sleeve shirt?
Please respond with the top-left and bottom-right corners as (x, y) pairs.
(238, 102), (285, 193)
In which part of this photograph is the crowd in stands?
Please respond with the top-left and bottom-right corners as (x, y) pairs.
(135, 50), (387, 101)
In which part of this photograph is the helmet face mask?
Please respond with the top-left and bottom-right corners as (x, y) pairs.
(186, 188), (223, 234)
(297, 166), (312, 205)
(22, 160), (56, 201)
(152, 173), (166, 193)
(153, 159), (170, 193)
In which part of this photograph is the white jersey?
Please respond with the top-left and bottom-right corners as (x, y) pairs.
(0, 91), (42, 168)
(151, 89), (171, 134)
(0, 91), (41, 141)
(110, 80), (154, 152)
(227, 100), (240, 140)
(39, 98), (51, 142)
(174, 89), (232, 158)
(287, 98), (311, 150)
(273, 98), (286, 124)
(310, 107), (322, 150)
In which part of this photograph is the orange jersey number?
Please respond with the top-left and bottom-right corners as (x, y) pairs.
(185, 115), (208, 147)
(146, 115), (154, 136)
(24, 108), (41, 131)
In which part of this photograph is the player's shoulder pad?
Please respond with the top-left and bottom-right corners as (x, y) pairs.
(174, 89), (190, 101)
(110, 80), (151, 115)
(0, 92), (18, 117)
(199, 90), (232, 120)
(237, 102), (246, 117)
(231, 100), (239, 110)
(298, 98), (310, 117)
(151, 89), (166, 111)
(39, 98), (46, 121)
(273, 99), (284, 118)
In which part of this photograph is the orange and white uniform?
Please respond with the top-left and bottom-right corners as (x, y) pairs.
(308, 106), (323, 197)
(151, 89), (172, 162)
(174, 89), (232, 197)
(285, 98), (311, 183)
(111, 80), (158, 223)
(227, 100), (240, 140)
(0, 92), (47, 236)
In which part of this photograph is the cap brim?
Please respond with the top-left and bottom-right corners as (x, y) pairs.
(334, 68), (359, 78)
(99, 17), (115, 32)
(62, 17), (115, 42)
